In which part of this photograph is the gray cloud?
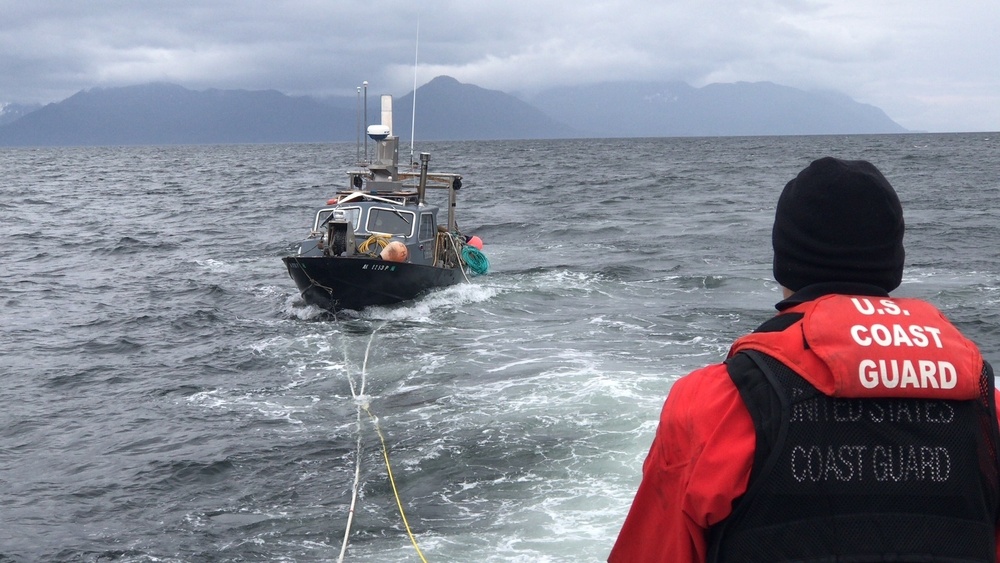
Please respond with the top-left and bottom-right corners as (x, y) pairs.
(1, 0), (997, 132)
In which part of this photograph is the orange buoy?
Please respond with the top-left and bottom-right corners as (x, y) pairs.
(380, 241), (409, 262)
(467, 235), (484, 250)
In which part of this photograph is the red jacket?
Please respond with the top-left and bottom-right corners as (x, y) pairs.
(609, 293), (1000, 562)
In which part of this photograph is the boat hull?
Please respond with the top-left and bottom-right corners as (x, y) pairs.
(283, 255), (465, 311)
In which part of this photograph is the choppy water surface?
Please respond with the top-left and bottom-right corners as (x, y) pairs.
(1, 133), (998, 561)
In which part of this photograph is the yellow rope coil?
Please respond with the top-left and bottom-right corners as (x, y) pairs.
(358, 234), (391, 254)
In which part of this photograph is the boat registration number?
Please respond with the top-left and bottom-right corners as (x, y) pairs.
(362, 264), (397, 272)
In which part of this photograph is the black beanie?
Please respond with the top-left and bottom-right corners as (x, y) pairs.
(772, 157), (905, 292)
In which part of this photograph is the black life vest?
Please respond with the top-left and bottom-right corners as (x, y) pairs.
(707, 298), (1000, 563)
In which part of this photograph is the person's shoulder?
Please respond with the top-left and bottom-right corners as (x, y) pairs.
(661, 363), (751, 446)
(667, 363), (739, 403)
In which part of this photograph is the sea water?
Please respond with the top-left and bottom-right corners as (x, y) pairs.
(1, 133), (998, 561)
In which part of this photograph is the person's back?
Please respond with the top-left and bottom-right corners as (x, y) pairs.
(609, 157), (1000, 562)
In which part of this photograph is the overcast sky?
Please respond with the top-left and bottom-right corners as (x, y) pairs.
(1, 1), (997, 133)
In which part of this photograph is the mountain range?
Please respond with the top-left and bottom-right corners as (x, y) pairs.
(0, 102), (41, 127)
(0, 76), (907, 146)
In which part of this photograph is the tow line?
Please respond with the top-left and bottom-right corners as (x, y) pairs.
(338, 323), (427, 563)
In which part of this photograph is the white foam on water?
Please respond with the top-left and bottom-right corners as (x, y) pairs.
(358, 280), (504, 322)
(194, 257), (237, 274)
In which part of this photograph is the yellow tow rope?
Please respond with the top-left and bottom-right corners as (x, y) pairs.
(339, 323), (428, 562)
(363, 404), (428, 562)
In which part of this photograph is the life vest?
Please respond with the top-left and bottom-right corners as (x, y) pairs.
(708, 295), (1000, 563)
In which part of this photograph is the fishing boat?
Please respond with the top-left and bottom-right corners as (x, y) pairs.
(282, 90), (488, 312)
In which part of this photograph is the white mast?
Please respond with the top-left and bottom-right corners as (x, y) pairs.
(355, 86), (361, 164)
(363, 81), (369, 164)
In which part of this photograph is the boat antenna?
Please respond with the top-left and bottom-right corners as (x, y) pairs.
(355, 86), (361, 165)
(409, 20), (419, 167)
(363, 81), (369, 164)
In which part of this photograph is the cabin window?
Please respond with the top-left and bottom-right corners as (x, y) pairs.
(367, 207), (415, 237)
(314, 207), (361, 231)
(418, 213), (436, 242)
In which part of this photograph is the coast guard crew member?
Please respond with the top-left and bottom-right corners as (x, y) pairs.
(609, 157), (1000, 562)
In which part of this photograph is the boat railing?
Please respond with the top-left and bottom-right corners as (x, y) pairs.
(334, 191), (417, 206)
(397, 171), (462, 190)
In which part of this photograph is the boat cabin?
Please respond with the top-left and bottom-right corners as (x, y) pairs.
(297, 197), (445, 267)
